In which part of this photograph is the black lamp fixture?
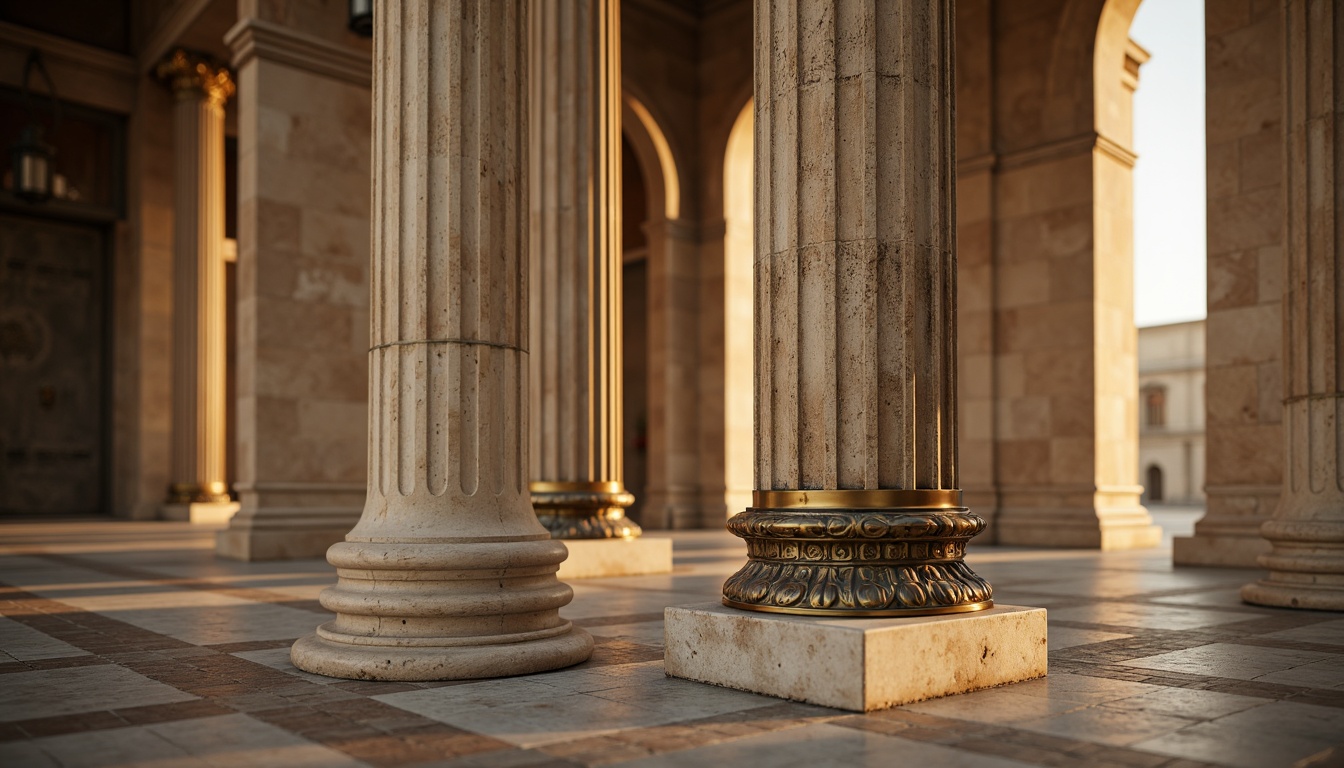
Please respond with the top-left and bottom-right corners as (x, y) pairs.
(11, 50), (61, 204)
(349, 0), (373, 37)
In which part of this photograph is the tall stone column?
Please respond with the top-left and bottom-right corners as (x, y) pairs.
(291, 0), (593, 680)
(156, 50), (233, 508)
(722, 0), (992, 615)
(1242, 0), (1344, 611)
(529, 0), (638, 539)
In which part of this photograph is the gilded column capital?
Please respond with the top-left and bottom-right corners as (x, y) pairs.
(155, 49), (235, 106)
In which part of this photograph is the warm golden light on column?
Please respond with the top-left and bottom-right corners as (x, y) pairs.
(156, 49), (234, 505)
(528, 0), (639, 539)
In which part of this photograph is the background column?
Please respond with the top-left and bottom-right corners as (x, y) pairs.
(722, 0), (992, 615)
(529, 0), (639, 539)
(156, 50), (233, 510)
(291, 0), (593, 680)
(1242, 0), (1344, 611)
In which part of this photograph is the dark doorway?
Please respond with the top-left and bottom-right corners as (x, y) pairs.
(1146, 465), (1165, 504)
(0, 214), (108, 514)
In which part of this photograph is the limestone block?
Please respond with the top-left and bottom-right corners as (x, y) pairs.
(665, 603), (1048, 712)
(160, 502), (239, 525)
(557, 537), (674, 579)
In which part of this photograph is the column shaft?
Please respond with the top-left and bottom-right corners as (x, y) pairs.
(1243, 0), (1344, 610)
(723, 0), (991, 616)
(159, 51), (232, 504)
(529, 0), (638, 539)
(291, 0), (593, 680)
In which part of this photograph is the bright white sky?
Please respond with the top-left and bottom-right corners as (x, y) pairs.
(1130, 0), (1206, 328)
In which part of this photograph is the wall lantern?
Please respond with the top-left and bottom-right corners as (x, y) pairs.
(11, 50), (61, 204)
(349, 0), (373, 37)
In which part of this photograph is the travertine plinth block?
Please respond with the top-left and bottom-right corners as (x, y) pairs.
(558, 537), (673, 579)
(665, 603), (1047, 712)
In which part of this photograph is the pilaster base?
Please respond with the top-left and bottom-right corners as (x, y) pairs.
(215, 509), (360, 561)
(291, 626), (595, 682)
(161, 501), (239, 525)
(557, 537), (674, 579)
(664, 603), (1047, 712)
(995, 510), (1161, 550)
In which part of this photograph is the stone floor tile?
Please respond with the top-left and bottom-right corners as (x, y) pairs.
(1257, 619), (1344, 646)
(0, 664), (199, 721)
(148, 713), (371, 767)
(1006, 672), (1167, 703)
(616, 722), (1036, 767)
(232, 646), (346, 684)
(1047, 603), (1252, 632)
(1132, 702), (1344, 768)
(1098, 686), (1270, 720)
(1049, 626), (1133, 651)
(1015, 705), (1199, 747)
(1118, 642), (1339, 682)
(0, 616), (90, 661)
(901, 687), (1091, 724)
(16, 726), (208, 767)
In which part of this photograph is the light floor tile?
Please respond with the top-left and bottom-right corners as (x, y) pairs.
(0, 616), (90, 661)
(1016, 704), (1198, 747)
(618, 722), (1035, 768)
(18, 726), (205, 768)
(1099, 686), (1269, 720)
(1048, 602), (1253, 631)
(1006, 672), (1166, 704)
(148, 713), (369, 767)
(0, 665), (198, 722)
(1258, 619), (1344, 646)
(1118, 642), (1338, 681)
(1134, 701), (1344, 768)
(902, 686), (1089, 724)
(1047, 626), (1131, 651)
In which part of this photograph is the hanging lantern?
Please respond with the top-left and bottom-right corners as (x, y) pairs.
(10, 50), (61, 205)
(349, 0), (373, 37)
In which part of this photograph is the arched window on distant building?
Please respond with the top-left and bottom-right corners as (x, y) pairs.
(1144, 385), (1167, 429)
(1146, 465), (1165, 503)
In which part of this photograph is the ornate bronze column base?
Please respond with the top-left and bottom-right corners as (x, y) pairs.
(531, 481), (641, 539)
(168, 481), (231, 504)
(722, 490), (993, 617)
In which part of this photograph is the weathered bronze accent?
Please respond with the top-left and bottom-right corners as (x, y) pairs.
(722, 489), (993, 616)
(531, 480), (641, 539)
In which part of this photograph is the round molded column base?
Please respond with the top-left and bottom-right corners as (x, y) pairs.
(532, 481), (641, 539)
(722, 490), (994, 617)
(1240, 580), (1344, 612)
(291, 625), (594, 681)
(168, 481), (231, 504)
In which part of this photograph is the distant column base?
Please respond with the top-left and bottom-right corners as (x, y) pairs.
(1173, 533), (1269, 568)
(665, 603), (1047, 711)
(994, 488), (1161, 550)
(557, 537), (674, 579)
(161, 501), (239, 525)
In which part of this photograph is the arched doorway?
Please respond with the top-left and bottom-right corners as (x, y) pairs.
(1146, 464), (1164, 503)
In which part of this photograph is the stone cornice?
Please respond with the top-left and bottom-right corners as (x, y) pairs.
(224, 18), (371, 89)
(0, 22), (136, 76)
(138, 0), (214, 73)
(995, 131), (1137, 172)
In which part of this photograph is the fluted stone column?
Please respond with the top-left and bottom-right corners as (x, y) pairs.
(529, 0), (639, 539)
(722, 0), (992, 615)
(1242, 0), (1344, 611)
(157, 50), (233, 508)
(291, 0), (593, 680)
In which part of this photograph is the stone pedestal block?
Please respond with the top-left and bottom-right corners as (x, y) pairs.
(161, 501), (239, 525)
(665, 603), (1047, 712)
(557, 537), (673, 580)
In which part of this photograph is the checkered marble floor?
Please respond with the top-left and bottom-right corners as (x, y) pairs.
(1, 514), (1342, 768)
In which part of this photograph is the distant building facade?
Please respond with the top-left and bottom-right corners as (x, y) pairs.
(1138, 320), (1205, 506)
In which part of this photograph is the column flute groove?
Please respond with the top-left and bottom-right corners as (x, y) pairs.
(528, 0), (639, 539)
(724, 0), (991, 616)
(292, 0), (593, 680)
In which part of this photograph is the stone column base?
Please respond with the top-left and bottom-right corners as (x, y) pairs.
(216, 508), (360, 561)
(161, 501), (239, 525)
(665, 603), (1047, 712)
(557, 537), (674, 579)
(1173, 533), (1270, 568)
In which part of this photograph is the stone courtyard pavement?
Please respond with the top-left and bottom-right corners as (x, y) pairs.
(1, 515), (1342, 768)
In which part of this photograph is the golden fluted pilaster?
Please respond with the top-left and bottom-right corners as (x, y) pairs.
(528, 0), (637, 539)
